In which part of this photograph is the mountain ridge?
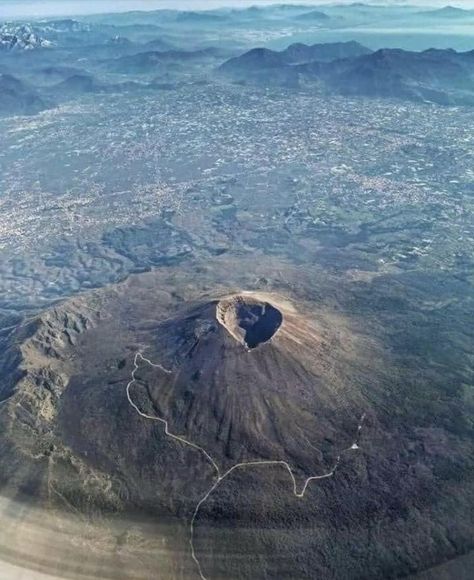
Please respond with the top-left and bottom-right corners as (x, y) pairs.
(219, 44), (474, 105)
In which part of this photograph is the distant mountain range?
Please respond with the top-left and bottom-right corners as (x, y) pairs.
(2, 8), (473, 113)
(0, 24), (52, 51)
(0, 18), (173, 53)
(219, 44), (474, 106)
(219, 41), (373, 89)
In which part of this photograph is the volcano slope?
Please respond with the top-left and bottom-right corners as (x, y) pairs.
(129, 290), (369, 479)
(0, 259), (472, 580)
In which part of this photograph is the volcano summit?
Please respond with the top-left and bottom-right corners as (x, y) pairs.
(216, 293), (283, 349)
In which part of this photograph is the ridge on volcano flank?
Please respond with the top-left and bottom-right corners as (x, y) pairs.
(216, 295), (283, 349)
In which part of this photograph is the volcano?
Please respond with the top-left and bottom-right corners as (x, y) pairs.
(125, 290), (368, 476)
(0, 266), (382, 580)
(1, 264), (467, 580)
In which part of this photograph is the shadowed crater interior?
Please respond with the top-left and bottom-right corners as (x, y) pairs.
(217, 295), (283, 349)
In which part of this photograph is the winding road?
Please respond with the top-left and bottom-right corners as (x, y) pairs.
(126, 352), (365, 580)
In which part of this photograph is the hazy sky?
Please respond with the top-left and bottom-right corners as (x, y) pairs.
(1, 0), (474, 19)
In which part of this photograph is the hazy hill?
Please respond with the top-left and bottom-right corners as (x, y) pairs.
(283, 40), (372, 64)
(322, 48), (474, 104)
(51, 73), (151, 97)
(54, 73), (105, 94)
(293, 10), (331, 21)
(110, 48), (219, 73)
(219, 47), (298, 87)
(142, 37), (174, 51)
(0, 73), (50, 115)
(418, 6), (474, 19)
(35, 65), (85, 83)
(175, 11), (229, 23)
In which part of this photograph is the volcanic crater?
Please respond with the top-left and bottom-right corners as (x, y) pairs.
(216, 294), (283, 349)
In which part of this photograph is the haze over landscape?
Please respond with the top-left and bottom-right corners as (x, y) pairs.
(2, 0), (474, 19)
(0, 2), (473, 580)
